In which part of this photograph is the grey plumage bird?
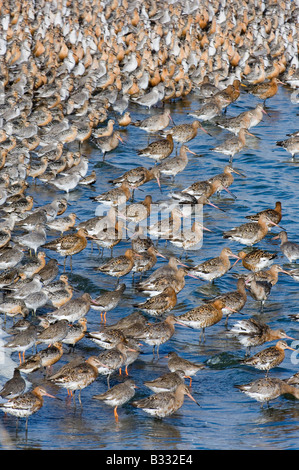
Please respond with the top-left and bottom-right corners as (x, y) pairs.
(0, 368), (26, 399)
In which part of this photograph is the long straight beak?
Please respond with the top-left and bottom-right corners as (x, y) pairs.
(155, 251), (167, 259)
(186, 391), (200, 406)
(185, 148), (197, 155)
(186, 272), (201, 279)
(223, 185), (237, 199)
(231, 256), (242, 268)
(202, 226), (212, 232)
(282, 270), (294, 278)
(205, 199), (225, 212)
(170, 114), (176, 126)
(96, 361), (110, 369)
(198, 122), (212, 136)
(232, 168), (246, 178)
(44, 391), (62, 401)
(231, 252), (241, 259)
(86, 234), (98, 240)
(175, 319), (193, 328)
(280, 268), (293, 275)
(226, 306), (238, 314)
(269, 220), (285, 230)
(245, 130), (256, 137)
(177, 260), (191, 267)
(286, 345), (296, 351)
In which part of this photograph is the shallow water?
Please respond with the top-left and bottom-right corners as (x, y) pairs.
(0, 85), (299, 451)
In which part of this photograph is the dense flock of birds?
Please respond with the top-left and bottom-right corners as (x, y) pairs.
(0, 0), (298, 436)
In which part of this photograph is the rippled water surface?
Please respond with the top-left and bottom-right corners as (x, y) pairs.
(0, 85), (299, 450)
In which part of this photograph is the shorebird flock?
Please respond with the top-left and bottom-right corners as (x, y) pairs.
(0, 0), (298, 433)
